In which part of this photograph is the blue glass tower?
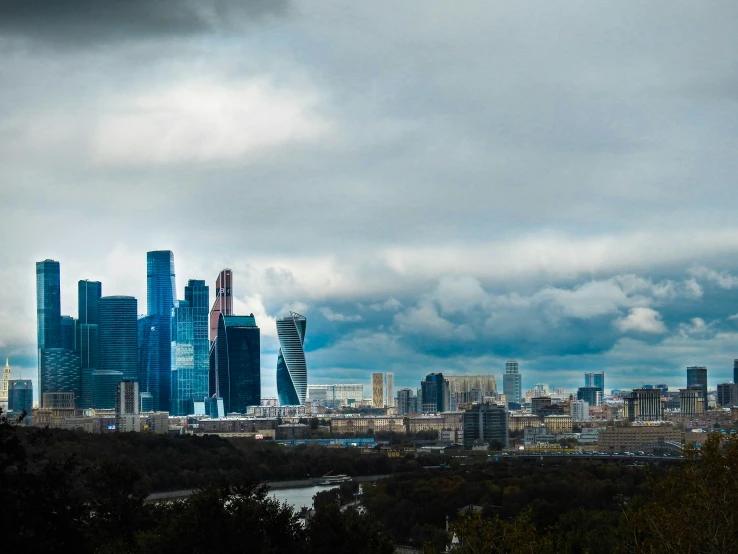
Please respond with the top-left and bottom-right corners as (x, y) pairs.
(39, 349), (81, 406)
(276, 312), (307, 406)
(98, 296), (138, 380)
(8, 380), (33, 425)
(78, 280), (102, 325)
(146, 250), (176, 411)
(171, 280), (209, 416)
(76, 279), (101, 409)
(211, 313), (261, 414)
(36, 259), (62, 351)
(138, 315), (164, 411)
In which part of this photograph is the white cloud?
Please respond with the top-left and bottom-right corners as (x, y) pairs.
(320, 307), (362, 322)
(690, 267), (738, 290)
(93, 78), (331, 165)
(615, 307), (667, 334)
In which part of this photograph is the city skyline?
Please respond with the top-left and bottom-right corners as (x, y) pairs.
(4, 3), (738, 398)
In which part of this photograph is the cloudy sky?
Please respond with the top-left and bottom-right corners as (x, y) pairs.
(2, 0), (738, 399)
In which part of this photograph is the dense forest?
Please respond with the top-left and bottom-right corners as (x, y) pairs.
(4, 421), (738, 553)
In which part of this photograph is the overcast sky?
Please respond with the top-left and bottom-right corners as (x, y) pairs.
(2, 1), (738, 399)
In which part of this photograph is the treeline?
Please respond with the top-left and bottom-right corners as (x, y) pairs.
(6, 426), (437, 491)
(1, 422), (393, 553)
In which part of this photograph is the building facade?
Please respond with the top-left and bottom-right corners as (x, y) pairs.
(372, 372), (384, 408)
(570, 399), (590, 422)
(686, 366), (708, 408)
(211, 314), (261, 414)
(276, 312), (307, 406)
(716, 383), (738, 407)
(421, 373), (448, 413)
(385, 372), (395, 408)
(209, 269), (233, 344)
(577, 386), (603, 407)
(37, 259), (62, 352)
(117, 380), (140, 432)
(624, 388), (664, 421)
(39, 349), (81, 407)
(397, 388), (418, 416)
(463, 403), (508, 449)
(1, 358), (10, 407)
(146, 251), (176, 412)
(8, 380), (33, 425)
(503, 360), (522, 405)
(98, 296), (138, 381)
(584, 372), (605, 390)
(679, 387), (706, 416)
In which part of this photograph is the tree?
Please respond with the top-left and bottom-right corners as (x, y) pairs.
(306, 502), (394, 554)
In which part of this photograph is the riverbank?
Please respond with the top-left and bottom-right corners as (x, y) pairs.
(145, 473), (390, 503)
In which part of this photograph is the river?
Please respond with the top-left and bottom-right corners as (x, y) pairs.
(269, 484), (339, 509)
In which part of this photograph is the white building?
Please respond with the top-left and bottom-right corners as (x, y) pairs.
(571, 400), (590, 422)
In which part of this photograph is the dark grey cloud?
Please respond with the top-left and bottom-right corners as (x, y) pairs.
(0, 0), (290, 45)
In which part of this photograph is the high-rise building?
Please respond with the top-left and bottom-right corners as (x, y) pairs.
(503, 361), (522, 406)
(98, 296), (138, 380)
(209, 269), (233, 344)
(39, 349), (81, 406)
(686, 366), (708, 408)
(624, 389), (663, 421)
(446, 375), (498, 407)
(91, 370), (124, 409)
(571, 400), (590, 421)
(531, 396), (552, 416)
(8, 380), (33, 425)
(146, 251), (176, 411)
(584, 372), (605, 390)
(421, 373), (448, 413)
(276, 312), (307, 406)
(36, 259), (62, 351)
(60, 315), (76, 350)
(734, 360), (738, 386)
(76, 280), (102, 410)
(210, 314), (261, 414)
(372, 373), (384, 408)
(717, 383), (738, 408)
(679, 387), (706, 416)
(385, 372), (395, 408)
(0, 358), (10, 407)
(117, 380), (140, 432)
(577, 386), (602, 407)
(463, 403), (508, 449)
(78, 280), (102, 325)
(138, 315), (165, 411)
(171, 279), (210, 415)
(396, 388), (418, 416)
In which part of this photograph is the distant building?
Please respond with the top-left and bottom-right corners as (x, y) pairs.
(146, 250), (177, 411)
(446, 375), (497, 408)
(396, 388), (418, 416)
(624, 389), (663, 421)
(385, 373), (395, 408)
(577, 387), (603, 407)
(679, 388), (706, 416)
(734, 360), (738, 387)
(36, 259), (62, 352)
(570, 399), (590, 422)
(1, 358), (11, 408)
(276, 312), (307, 406)
(91, 370), (124, 409)
(421, 373), (448, 413)
(117, 380), (140, 432)
(531, 396), (552, 416)
(307, 384), (364, 408)
(372, 372), (384, 408)
(209, 269), (233, 344)
(42, 392), (75, 409)
(463, 403), (508, 449)
(598, 426), (682, 453)
(210, 314), (261, 414)
(8, 380), (33, 425)
(60, 315), (76, 351)
(686, 366), (708, 408)
(716, 383), (738, 407)
(584, 372), (604, 390)
(39, 349), (81, 406)
(503, 361), (522, 405)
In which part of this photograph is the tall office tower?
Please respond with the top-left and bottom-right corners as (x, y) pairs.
(385, 372), (395, 408)
(60, 316), (76, 350)
(584, 372), (605, 390)
(36, 259), (62, 351)
(462, 403), (508, 450)
(209, 269), (233, 343)
(503, 360), (522, 405)
(138, 315), (164, 411)
(716, 383), (738, 408)
(0, 358), (10, 407)
(276, 312), (307, 406)
(446, 375), (498, 406)
(98, 296), (138, 379)
(371, 373), (384, 408)
(686, 366), (708, 408)
(171, 280), (210, 416)
(421, 373), (448, 413)
(8, 380), (33, 425)
(211, 313), (260, 414)
(624, 388), (663, 422)
(577, 386), (602, 407)
(78, 280), (102, 325)
(39, 349), (81, 406)
(146, 250), (176, 410)
(397, 388), (418, 416)
(734, 359), (738, 384)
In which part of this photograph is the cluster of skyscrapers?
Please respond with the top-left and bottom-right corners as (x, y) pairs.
(34, 253), (309, 419)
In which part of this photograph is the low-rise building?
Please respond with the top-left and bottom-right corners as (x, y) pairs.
(330, 416), (405, 435)
(598, 425), (682, 452)
(508, 414), (542, 431)
(543, 415), (573, 433)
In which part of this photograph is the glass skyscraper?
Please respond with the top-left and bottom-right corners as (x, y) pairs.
(36, 259), (62, 351)
(76, 279), (101, 409)
(210, 313), (261, 414)
(60, 315), (76, 351)
(503, 360), (522, 406)
(39, 349), (81, 406)
(686, 366), (708, 407)
(98, 296), (138, 380)
(421, 372), (448, 413)
(78, 280), (102, 325)
(209, 269), (233, 344)
(276, 312), (307, 406)
(8, 380), (33, 425)
(146, 250), (176, 411)
(171, 279), (210, 415)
